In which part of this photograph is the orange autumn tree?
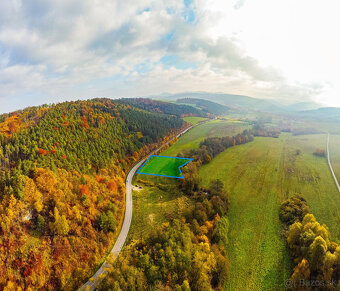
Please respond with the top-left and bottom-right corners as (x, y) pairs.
(107, 179), (117, 192)
(79, 184), (90, 195)
(0, 115), (22, 136)
(37, 148), (47, 155)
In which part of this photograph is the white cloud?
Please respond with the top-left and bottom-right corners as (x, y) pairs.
(198, 0), (340, 104)
(0, 0), (339, 113)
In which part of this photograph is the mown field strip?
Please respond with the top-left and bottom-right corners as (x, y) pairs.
(200, 137), (291, 290)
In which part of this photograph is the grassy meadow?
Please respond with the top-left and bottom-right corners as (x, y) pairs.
(128, 119), (249, 240)
(127, 179), (192, 241)
(182, 116), (208, 125)
(328, 134), (340, 180)
(128, 120), (249, 239)
(284, 134), (340, 241)
(200, 135), (291, 290)
(138, 155), (192, 178)
(128, 119), (340, 291)
(162, 119), (249, 156)
(199, 133), (340, 290)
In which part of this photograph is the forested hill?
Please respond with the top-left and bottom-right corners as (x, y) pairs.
(176, 97), (230, 115)
(117, 98), (205, 117)
(0, 98), (197, 290)
(0, 98), (186, 176)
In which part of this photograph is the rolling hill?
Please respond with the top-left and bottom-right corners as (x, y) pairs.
(151, 92), (286, 112)
(0, 98), (200, 290)
(149, 92), (323, 113)
(176, 98), (230, 115)
(300, 107), (340, 121)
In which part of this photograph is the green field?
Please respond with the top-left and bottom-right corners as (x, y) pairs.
(138, 155), (192, 178)
(200, 136), (291, 290)
(284, 134), (340, 241)
(162, 119), (249, 156)
(182, 116), (208, 125)
(130, 169), (188, 241)
(129, 119), (249, 238)
(199, 133), (340, 290)
(128, 181), (192, 241)
(328, 134), (340, 179)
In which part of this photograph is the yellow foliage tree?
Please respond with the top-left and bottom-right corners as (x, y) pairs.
(50, 207), (69, 236)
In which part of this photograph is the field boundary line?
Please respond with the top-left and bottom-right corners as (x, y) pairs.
(137, 155), (193, 179)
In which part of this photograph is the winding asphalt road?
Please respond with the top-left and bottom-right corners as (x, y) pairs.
(79, 125), (193, 291)
(327, 133), (340, 193)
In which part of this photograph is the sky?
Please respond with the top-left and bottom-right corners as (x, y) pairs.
(0, 0), (340, 113)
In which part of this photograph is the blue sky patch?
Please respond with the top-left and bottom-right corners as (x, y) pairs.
(160, 55), (197, 70)
(139, 8), (151, 14)
(135, 60), (153, 74)
(184, 0), (193, 8)
(183, 0), (195, 23)
(165, 31), (175, 41)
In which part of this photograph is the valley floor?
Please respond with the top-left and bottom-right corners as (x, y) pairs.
(127, 121), (340, 291)
(200, 133), (340, 290)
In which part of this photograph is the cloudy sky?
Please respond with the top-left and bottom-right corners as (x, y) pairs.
(1, 0), (339, 113)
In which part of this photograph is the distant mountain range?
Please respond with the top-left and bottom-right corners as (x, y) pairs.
(300, 107), (340, 121)
(147, 92), (323, 113)
(286, 102), (324, 111)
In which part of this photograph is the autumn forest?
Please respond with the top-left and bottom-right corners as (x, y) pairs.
(0, 98), (191, 290)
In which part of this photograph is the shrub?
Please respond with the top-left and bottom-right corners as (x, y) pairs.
(313, 148), (326, 157)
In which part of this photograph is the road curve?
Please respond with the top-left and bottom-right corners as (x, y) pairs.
(79, 126), (193, 291)
(327, 133), (340, 193)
